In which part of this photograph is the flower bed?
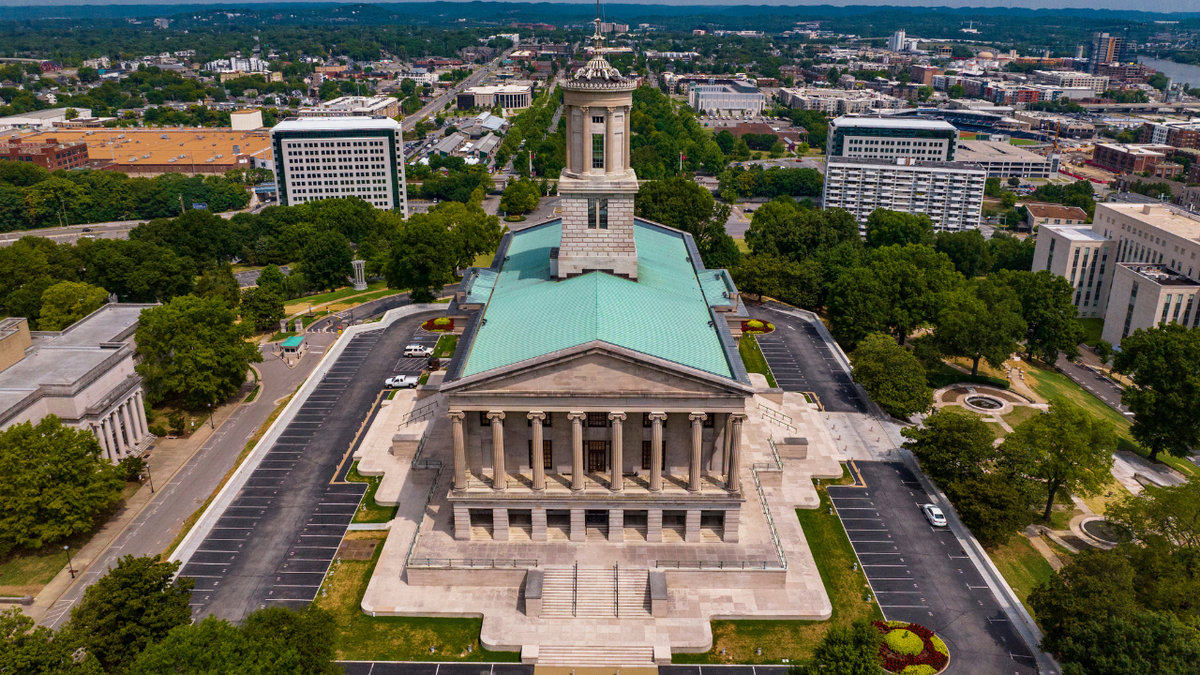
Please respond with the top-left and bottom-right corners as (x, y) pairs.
(874, 621), (949, 674)
(422, 317), (454, 332)
(741, 319), (775, 334)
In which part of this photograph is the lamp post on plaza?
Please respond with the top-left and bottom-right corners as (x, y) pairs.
(64, 546), (76, 579)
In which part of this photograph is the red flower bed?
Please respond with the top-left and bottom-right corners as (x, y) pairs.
(874, 621), (949, 674)
(422, 318), (454, 331)
(741, 320), (775, 334)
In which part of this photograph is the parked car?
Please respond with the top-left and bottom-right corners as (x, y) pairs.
(921, 503), (948, 527)
(385, 374), (420, 388)
(404, 344), (434, 358)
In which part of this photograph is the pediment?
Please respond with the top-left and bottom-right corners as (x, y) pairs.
(442, 342), (751, 398)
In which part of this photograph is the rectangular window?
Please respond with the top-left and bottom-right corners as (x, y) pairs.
(642, 441), (652, 470)
(587, 198), (608, 229)
(703, 414), (715, 428)
(592, 133), (604, 169)
(528, 440), (552, 470)
(587, 412), (608, 427)
(479, 411), (491, 427)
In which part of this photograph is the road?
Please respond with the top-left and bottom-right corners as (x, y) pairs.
(829, 462), (1037, 675)
(746, 303), (867, 414)
(181, 310), (438, 621)
(40, 335), (335, 628)
(306, 284), (457, 332)
(401, 51), (511, 133)
(0, 208), (249, 248)
(234, 265), (291, 288)
(1055, 352), (1130, 416)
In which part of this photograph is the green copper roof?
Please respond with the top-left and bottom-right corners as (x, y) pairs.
(460, 220), (735, 380)
(464, 268), (498, 304)
(281, 336), (305, 348)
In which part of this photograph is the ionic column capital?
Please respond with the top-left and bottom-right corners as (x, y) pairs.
(447, 410), (466, 421)
(607, 411), (627, 422)
(567, 411), (587, 422)
(527, 411), (546, 422)
(730, 413), (748, 423)
(486, 411), (506, 421)
(689, 412), (708, 423)
(647, 412), (668, 422)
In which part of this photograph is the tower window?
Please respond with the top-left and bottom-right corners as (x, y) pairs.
(592, 133), (604, 169)
(588, 198), (608, 229)
(592, 115), (604, 125)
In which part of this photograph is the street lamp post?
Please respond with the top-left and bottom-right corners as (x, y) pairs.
(64, 546), (76, 579)
(143, 461), (155, 494)
(208, 403), (214, 429)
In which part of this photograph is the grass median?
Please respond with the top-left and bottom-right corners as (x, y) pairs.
(738, 334), (777, 388)
(346, 463), (398, 524)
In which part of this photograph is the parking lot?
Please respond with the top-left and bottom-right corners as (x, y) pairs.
(182, 311), (438, 621)
(828, 462), (1037, 675)
(746, 304), (866, 413)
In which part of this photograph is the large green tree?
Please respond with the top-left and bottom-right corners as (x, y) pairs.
(999, 400), (1115, 521)
(902, 408), (995, 485)
(299, 230), (353, 293)
(809, 619), (883, 675)
(731, 253), (824, 310)
(994, 269), (1084, 362)
(636, 177), (742, 269)
(1112, 324), (1200, 463)
(850, 332), (932, 418)
(192, 265), (241, 309)
(385, 215), (457, 303)
(499, 178), (540, 215)
(935, 229), (992, 278)
(0, 416), (124, 555)
(135, 295), (262, 407)
(239, 286), (286, 333)
(1055, 610), (1200, 675)
(37, 280), (108, 331)
(66, 556), (194, 673)
(0, 608), (104, 674)
(933, 277), (1027, 376)
(864, 208), (935, 249)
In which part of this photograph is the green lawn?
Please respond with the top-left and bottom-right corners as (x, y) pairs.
(1009, 139), (1038, 146)
(314, 532), (520, 662)
(284, 281), (388, 313)
(1022, 363), (1195, 477)
(433, 334), (458, 359)
(675, 482), (883, 665)
(1001, 406), (1041, 431)
(1076, 318), (1105, 347)
(734, 238), (751, 254)
(346, 463), (399, 523)
(990, 535), (1055, 617)
(0, 543), (76, 595)
(738, 335), (777, 388)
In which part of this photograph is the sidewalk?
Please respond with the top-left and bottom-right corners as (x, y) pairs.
(25, 387), (250, 623)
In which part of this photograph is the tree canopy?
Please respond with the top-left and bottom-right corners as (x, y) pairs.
(636, 177), (740, 269)
(1112, 324), (1200, 462)
(933, 277), (1026, 376)
(850, 332), (932, 418)
(37, 281), (109, 331)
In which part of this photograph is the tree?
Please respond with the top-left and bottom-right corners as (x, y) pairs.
(994, 269), (1084, 362)
(67, 555), (194, 673)
(730, 253), (824, 309)
(809, 619), (883, 675)
(946, 474), (1036, 549)
(902, 409), (995, 485)
(1029, 549), (1140, 655)
(499, 178), (540, 215)
(255, 264), (288, 296)
(0, 608), (103, 674)
(299, 230), (353, 293)
(947, 84), (966, 98)
(386, 215), (457, 303)
(1108, 478), (1200, 563)
(1008, 176), (1021, 188)
(423, 199), (504, 272)
(37, 280), (108, 331)
(999, 400), (1116, 521)
(130, 606), (339, 675)
(636, 177), (740, 269)
(193, 265), (241, 309)
(850, 333), (932, 418)
(933, 278), (1026, 376)
(864, 209), (936, 249)
(135, 295), (263, 407)
(935, 229), (992, 278)
(239, 286), (286, 333)
(1055, 610), (1200, 675)
(1112, 324), (1200, 463)
(1094, 339), (1113, 366)
(0, 416), (124, 555)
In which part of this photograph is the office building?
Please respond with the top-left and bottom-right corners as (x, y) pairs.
(822, 157), (986, 234)
(1031, 225), (1113, 318)
(456, 84), (533, 110)
(687, 81), (765, 117)
(13, 128), (271, 176)
(827, 117), (960, 161)
(1138, 121), (1200, 150)
(299, 96), (401, 119)
(887, 29), (907, 52)
(1090, 32), (1128, 74)
(270, 116), (408, 215)
(0, 137), (89, 170)
(0, 305), (158, 462)
(776, 88), (904, 115)
(1032, 70), (1110, 95)
(1092, 143), (1182, 178)
(955, 140), (1059, 179)
(1025, 203), (1090, 230)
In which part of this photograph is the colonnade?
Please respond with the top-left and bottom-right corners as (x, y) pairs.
(90, 390), (150, 462)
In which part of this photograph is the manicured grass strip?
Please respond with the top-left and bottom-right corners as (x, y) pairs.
(1076, 318), (1104, 347)
(346, 463), (398, 524)
(674, 479), (881, 665)
(989, 535), (1055, 617)
(244, 385), (260, 403)
(734, 238), (750, 254)
(433, 334), (458, 359)
(283, 281), (388, 314)
(738, 334), (777, 388)
(315, 532), (520, 662)
(1001, 406), (1040, 430)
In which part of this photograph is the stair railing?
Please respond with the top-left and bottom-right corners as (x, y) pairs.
(572, 560), (578, 618)
(614, 562), (619, 617)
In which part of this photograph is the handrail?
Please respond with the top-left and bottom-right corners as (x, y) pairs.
(760, 411), (798, 433)
(572, 560), (578, 618)
(766, 436), (783, 471)
(403, 465), (443, 569)
(758, 402), (793, 425)
(614, 563), (619, 617)
(408, 558), (539, 569)
(751, 464), (789, 570)
(402, 399), (440, 427)
(654, 560), (781, 570)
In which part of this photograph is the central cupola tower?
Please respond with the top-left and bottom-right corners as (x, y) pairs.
(556, 17), (640, 280)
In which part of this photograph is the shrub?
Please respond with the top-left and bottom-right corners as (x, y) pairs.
(167, 413), (185, 435)
(931, 635), (949, 657)
(433, 317), (451, 327)
(885, 629), (924, 656)
(747, 319), (765, 329)
(901, 666), (938, 675)
(149, 424), (168, 437)
(117, 456), (147, 482)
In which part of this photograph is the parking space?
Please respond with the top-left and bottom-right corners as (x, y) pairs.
(181, 313), (437, 621)
(747, 304), (866, 413)
(828, 462), (1036, 675)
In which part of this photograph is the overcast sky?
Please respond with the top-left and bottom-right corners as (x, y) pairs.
(1, 0), (1195, 13)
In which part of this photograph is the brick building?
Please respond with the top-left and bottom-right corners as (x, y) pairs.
(0, 137), (89, 170)
(1091, 143), (1182, 178)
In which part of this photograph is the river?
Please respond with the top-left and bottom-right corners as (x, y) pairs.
(1137, 56), (1200, 88)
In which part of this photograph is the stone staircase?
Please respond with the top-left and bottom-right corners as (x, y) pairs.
(536, 645), (656, 667)
(541, 567), (575, 618)
(574, 566), (615, 618)
(539, 565), (651, 618)
(617, 567), (652, 618)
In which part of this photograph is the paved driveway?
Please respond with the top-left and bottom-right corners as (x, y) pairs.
(829, 462), (1037, 675)
(746, 304), (866, 414)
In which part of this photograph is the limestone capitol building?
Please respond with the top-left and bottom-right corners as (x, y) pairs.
(356, 22), (845, 665)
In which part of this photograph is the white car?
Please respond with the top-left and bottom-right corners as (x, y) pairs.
(921, 503), (948, 527)
(385, 374), (419, 388)
(404, 344), (433, 358)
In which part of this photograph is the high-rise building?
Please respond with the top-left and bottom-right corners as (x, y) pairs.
(822, 157), (986, 234)
(887, 29), (907, 52)
(826, 117), (960, 162)
(269, 116), (408, 215)
(1090, 32), (1128, 74)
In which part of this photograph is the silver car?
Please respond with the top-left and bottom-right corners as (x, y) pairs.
(922, 503), (948, 527)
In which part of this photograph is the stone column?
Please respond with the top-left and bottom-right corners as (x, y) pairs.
(97, 420), (112, 460)
(581, 107), (591, 176)
(449, 411), (467, 490)
(604, 107), (614, 175)
(647, 508), (663, 543)
(685, 509), (701, 543)
(135, 391), (149, 437)
(688, 412), (706, 493)
(528, 412), (546, 491)
(488, 411), (506, 491)
(568, 412), (586, 491)
(726, 413), (747, 493)
(114, 410), (129, 454)
(125, 399), (140, 444)
(608, 412), (625, 492)
(351, 259), (367, 291)
(648, 413), (667, 492)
